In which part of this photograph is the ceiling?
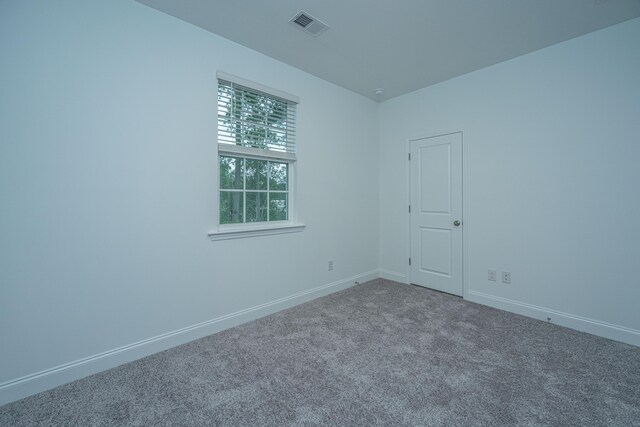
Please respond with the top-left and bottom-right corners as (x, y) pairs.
(135, 0), (640, 101)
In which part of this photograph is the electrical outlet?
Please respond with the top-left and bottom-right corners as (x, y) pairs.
(488, 270), (497, 281)
(328, 260), (334, 271)
(502, 271), (511, 284)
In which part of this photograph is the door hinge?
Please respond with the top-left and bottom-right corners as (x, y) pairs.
(409, 257), (412, 266)
(408, 205), (411, 213)
(408, 153), (411, 161)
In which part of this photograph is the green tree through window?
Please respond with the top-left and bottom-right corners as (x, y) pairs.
(219, 157), (288, 224)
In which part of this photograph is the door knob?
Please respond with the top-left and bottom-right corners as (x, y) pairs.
(453, 220), (461, 226)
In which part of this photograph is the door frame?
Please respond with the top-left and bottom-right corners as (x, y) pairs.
(405, 129), (468, 299)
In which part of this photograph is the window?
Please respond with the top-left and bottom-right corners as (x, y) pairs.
(219, 157), (288, 224)
(210, 72), (303, 240)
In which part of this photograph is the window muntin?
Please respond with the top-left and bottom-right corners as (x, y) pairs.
(219, 156), (288, 224)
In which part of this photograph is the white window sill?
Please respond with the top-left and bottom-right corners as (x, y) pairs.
(207, 223), (305, 241)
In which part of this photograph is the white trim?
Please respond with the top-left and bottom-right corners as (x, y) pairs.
(218, 144), (296, 162)
(378, 269), (408, 283)
(0, 270), (378, 406)
(216, 71), (300, 104)
(462, 134), (468, 300)
(208, 223), (305, 241)
(467, 290), (640, 347)
(405, 138), (412, 285)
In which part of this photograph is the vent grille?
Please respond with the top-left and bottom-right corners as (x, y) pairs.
(289, 11), (329, 37)
(293, 13), (313, 28)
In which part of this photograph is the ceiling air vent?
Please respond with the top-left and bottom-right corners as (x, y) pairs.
(289, 11), (329, 37)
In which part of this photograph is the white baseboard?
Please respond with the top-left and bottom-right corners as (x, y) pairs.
(466, 290), (640, 347)
(378, 269), (407, 283)
(0, 270), (379, 406)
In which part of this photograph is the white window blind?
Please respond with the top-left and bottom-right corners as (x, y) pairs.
(217, 73), (298, 161)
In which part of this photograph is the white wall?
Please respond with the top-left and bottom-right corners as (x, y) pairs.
(2, 0), (639, 407)
(379, 18), (640, 345)
(0, 0), (378, 403)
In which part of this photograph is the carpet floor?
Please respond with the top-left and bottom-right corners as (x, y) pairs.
(1, 279), (639, 426)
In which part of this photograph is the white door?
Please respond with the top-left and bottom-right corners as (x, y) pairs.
(410, 132), (463, 296)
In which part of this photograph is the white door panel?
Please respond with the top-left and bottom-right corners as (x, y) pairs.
(410, 132), (463, 296)
(419, 227), (452, 277)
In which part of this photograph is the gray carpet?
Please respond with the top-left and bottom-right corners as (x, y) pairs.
(1, 279), (639, 426)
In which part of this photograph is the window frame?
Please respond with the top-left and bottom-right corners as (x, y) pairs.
(208, 72), (304, 241)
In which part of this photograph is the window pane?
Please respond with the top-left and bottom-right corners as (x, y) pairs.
(245, 159), (268, 190)
(246, 192), (268, 222)
(243, 92), (262, 124)
(218, 80), (295, 153)
(220, 157), (244, 189)
(269, 192), (288, 221)
(269, 162), (288, 191)
(220, 191), (244, 224)
(267, 102), (288, 131)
